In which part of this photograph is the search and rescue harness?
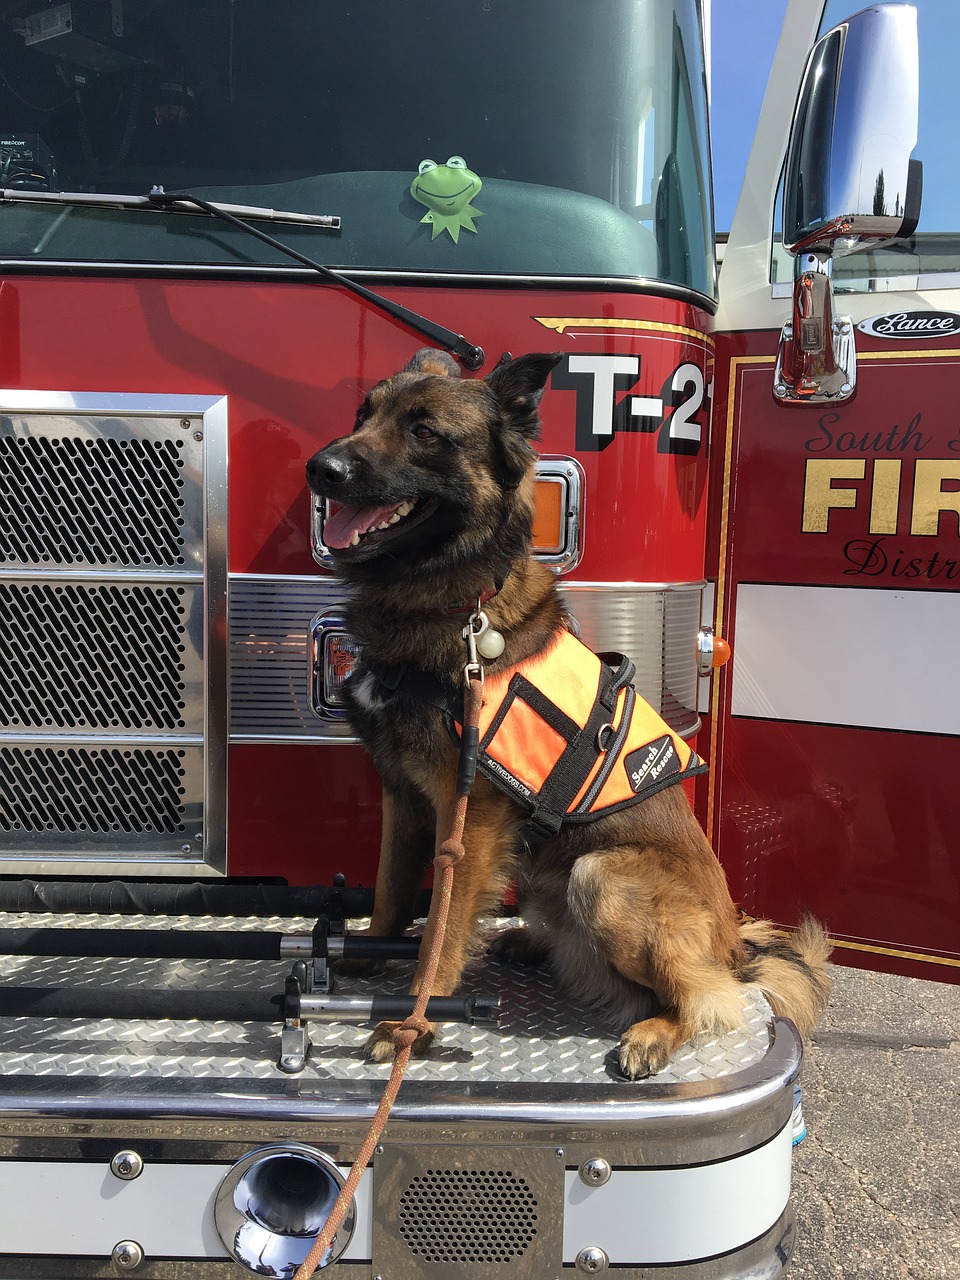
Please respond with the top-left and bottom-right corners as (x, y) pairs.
(371, 628), (707, 842)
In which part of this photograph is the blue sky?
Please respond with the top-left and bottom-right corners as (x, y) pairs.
(710, 0), (788, 231)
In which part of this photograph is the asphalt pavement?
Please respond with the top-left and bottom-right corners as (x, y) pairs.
(788, 963), (960, 1279)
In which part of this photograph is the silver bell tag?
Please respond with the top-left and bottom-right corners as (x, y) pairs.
(476, 627), (505, 660)
(463, 608), (505, 663)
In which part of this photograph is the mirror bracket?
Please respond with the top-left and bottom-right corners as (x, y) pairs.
(774, 252), (856, 404)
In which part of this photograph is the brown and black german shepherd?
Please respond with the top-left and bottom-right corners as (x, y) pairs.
(305, 349), (831, 1078)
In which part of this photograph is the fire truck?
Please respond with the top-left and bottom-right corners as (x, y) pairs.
(0, 0), (953, 1275)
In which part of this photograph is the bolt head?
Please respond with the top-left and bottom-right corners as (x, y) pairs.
(112, 1240), (144, 1269)
(575, 1245), (609, 1273)
(578, 1157), (612, 1186)
(110, 1150), (143, 1181)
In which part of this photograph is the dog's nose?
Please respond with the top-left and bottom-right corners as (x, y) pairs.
(306, 450), (352, 491)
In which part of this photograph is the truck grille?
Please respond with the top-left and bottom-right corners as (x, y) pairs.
(0, 398), (225, 870)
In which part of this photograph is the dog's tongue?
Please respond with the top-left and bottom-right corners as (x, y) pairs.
(323, 501), (401, 549)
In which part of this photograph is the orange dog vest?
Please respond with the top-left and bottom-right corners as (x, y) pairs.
(372, 629), (707, 842)
(454, 630), (706, 839)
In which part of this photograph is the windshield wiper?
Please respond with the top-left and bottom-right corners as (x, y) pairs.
(0, 187), (340, 228)
(0, 185), (486, 370)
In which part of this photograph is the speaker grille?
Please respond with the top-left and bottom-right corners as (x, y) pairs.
(397, 1169), (538, 1264)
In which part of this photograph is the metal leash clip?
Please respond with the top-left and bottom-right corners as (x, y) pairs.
(462, 606), (487, 687)
(464, 600), (506, 673)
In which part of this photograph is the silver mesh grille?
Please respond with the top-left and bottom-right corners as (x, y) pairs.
(398, 1169), (539, 1263)
(0, 397), (224, 869)
(0, 426), (191, 570)
(0, 581), (200, 733)
(0, 745), (188, 836)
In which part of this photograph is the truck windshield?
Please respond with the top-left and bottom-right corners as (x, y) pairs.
(0, 0), (714, 300)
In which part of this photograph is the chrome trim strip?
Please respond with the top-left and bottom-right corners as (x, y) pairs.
(0, 260), (718, 311)
(229, 737), (360, 747)
(228, 573), (356, 743)
(229, 575), (705, 744)
(0, 857), (221, 878)
(0, 567), (204, 582)
(0, 733), (204, 745)
(563, 579), (707, 592)
(0, 390), (230, 414)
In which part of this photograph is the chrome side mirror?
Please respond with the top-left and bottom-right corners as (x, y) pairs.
(775, 4), (920, 404)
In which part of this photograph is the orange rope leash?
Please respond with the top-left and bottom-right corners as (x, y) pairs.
(293, 674), (483, 1280)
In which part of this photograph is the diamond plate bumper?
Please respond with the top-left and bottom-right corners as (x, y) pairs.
(0, 913), (802, 1278)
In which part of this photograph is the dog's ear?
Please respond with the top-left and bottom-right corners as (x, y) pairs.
(484, 353), (562, 488)
(404, 348), (461, 378)
(484, 353), (562, 436)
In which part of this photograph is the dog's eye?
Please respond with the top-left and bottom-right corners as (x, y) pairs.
(353, 406), (367, 431)
(411, 423), (435, 440)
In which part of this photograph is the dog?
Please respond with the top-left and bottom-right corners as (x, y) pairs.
(305, 348), (831, 1078)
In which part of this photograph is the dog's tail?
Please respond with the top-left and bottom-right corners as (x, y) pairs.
(737, 916), (832, 1034)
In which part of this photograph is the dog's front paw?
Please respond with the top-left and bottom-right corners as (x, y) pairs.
(616, 1020), (676, 1080)
(488, 927), (549, 968)
(363, 1020), (436, 1063)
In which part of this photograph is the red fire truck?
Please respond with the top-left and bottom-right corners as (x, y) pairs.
(0, 1), (953, 1276)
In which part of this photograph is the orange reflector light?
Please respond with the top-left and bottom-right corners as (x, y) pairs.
(532, 476), (566, 555)
(712, 636), (732, 668)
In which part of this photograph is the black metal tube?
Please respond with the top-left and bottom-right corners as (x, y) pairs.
(0, 928), (279, 959)
(333, 937), (422, 960)
(296, 994), (500, 1026)
(0, 879), (440, 918)
(370, 995), (499, 1026)
(0, 987), (499, 1026)
(0, 986), (285, 1021)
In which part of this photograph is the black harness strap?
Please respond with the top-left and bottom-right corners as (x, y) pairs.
(365, 660), (462, 719)
(572, 684), (637, 815)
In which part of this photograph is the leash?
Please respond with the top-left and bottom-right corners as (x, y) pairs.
(292, 610), (488, 1279)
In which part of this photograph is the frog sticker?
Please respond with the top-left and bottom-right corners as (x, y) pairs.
(410, 156), (483, 243)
